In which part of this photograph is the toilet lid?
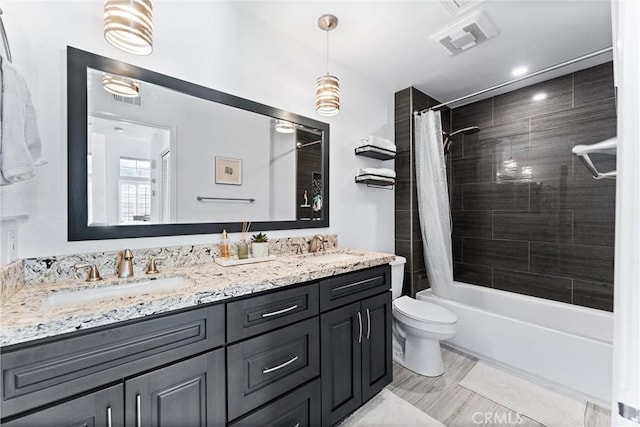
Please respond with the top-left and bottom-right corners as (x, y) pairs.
(394, 296), (457, 325)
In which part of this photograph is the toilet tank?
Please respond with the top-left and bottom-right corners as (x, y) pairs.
(389, 256), (406, 300)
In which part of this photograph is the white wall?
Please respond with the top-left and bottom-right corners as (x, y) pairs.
(0, 1), (395, 261)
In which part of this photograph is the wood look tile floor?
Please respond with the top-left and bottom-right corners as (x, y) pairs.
(387, 346), (611, 427)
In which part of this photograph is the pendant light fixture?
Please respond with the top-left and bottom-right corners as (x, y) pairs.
(104, 0), (153, 55)
(103, 74), (140, 98)
(315, 14), (340, 117)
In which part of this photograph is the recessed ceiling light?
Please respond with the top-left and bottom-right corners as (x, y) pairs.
(114, 127), (124, 133)
(511, 66), (528, 77)
(532, 92), (547, 102)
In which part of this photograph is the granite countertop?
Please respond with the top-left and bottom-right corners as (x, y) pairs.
(0, 249), (395, 347)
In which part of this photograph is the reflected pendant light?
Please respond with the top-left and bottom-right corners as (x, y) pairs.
(104, 0), (153, 55)
(275, 120), (295, 134)
(315, 14), (340, 117)
(103, 74), (140, 97)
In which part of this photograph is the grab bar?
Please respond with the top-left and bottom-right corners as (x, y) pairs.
(196, 196), (255, 203)
(0, 8), (13, 63)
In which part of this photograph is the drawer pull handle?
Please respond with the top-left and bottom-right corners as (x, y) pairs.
(107, 406), (113, 427)
(263, 355), (299, 374)
(262, 304), (298, 318)
(136, 394), (141, 427)
(357, 312), (363, 344)
(334, 277), (379, 293)
(366, 308), (371, 340)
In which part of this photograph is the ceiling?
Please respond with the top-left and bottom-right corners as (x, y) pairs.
(233, 0), (613, 107)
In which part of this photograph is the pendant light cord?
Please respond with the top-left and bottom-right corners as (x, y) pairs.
(326, 29), (329, 75)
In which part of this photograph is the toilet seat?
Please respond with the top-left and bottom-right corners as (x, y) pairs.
(393, 296), (457, 325)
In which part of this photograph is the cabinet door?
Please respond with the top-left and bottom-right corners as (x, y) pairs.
(361, 292), (393, 402)
(320, 302), (362, 427)
(125, 350), (225, 427)
(2, 384), (123, 427)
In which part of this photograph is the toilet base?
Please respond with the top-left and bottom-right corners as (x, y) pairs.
(392, 329), (446, 377)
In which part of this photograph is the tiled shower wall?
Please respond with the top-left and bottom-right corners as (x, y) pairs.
(394, 88), (450, 297)
(449, 62), (616, 311)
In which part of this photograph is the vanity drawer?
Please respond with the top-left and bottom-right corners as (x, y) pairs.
(319, 265), (391, 312)
(229, 379), (321, 427)
(227, 317), (320, 421)
(227, 283), (319, 342)
(1, 304), (224, 418)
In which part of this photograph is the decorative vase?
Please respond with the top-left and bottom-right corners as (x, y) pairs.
(252, 242), (269, 258)
(237, 239), (249, 259)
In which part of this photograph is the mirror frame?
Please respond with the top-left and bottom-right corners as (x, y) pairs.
(67, 47), (330, 241)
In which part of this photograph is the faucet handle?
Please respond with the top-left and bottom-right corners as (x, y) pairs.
(145, 256), (167, 275)
(74, 263), (103, 282)
(122, 249), (133, 260)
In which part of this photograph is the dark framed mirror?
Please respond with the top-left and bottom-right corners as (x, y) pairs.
(67, 47), (329, 241)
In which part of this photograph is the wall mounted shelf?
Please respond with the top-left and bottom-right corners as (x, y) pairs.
(354, 145), (396, 160)
(355, 174), (395, 189)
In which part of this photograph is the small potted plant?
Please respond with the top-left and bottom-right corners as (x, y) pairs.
(251, 232), (269, 258)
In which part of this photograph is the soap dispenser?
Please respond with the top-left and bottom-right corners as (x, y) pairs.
(219, 230), (230, 258)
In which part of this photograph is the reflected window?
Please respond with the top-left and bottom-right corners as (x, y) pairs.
(119, 157), (151, 223)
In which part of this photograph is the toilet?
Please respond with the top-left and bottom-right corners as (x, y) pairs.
(389, 256), (457, 377)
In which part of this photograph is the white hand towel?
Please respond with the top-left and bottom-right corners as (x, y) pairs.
(358, 135), (396, 152)
(0, 56), (47, 185)
(358, 167), (396, 179)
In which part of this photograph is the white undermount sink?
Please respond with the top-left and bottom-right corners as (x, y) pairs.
(304, 253), (359, 264)
(42, 276), (194, 309)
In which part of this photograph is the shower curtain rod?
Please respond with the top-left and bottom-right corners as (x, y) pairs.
(415, 46), (613, 114)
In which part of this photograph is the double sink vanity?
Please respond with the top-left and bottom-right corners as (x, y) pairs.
(0, 244), (395, 426)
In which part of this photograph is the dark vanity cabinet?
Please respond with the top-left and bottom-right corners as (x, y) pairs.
(125, 350), (225, 426)
(319, 266), (393, 426)
(1, 265), (392, 427)
(2, 384), (124, 427)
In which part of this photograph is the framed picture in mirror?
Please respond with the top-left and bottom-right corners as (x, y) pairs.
(215, 157), (242, 185)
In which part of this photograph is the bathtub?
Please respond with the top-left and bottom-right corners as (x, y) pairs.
(416, 282), (613, 407)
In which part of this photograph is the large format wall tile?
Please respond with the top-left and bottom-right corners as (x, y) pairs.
(572, 279), (614, 311)
(452, 98), (493, 129)
(492, 269), (572, 303)
(493, 75), (573, 125)
(462, 119), (529, 158)
(530, 243), (614, 283)
(448, 62), (616, 311)
(453, 263), (492, 287)
(573, 62), (615, 107)
(493, 211), (573, 243)
(452, 211), (493, 238)
(573, 209), (615, 247)
(463, 182), (530, 211)
(462, 238), (529, 272)
(452, 155), (494, 185)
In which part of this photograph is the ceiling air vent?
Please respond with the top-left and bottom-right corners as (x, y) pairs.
(112, 93), (142, 107)
(439, 0), (485, 17)
(430, 11), (499, 55)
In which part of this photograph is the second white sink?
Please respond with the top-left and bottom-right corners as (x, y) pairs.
(42, 276), (194, 309)
(304, 253), (359, 264)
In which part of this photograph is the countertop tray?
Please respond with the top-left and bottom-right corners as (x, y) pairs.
(214, 255), (277, 267)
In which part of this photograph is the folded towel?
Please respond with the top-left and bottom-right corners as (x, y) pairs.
(358, 167), (396, 179)
(0, 56), (46, 185)
(358, 135), (396, 152)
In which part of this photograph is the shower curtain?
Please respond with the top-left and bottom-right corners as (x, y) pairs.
(414, 111), (455, 299)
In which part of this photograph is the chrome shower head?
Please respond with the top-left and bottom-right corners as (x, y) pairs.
(443, 126), (480, 153)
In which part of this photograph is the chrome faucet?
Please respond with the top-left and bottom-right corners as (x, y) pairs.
(309, 235), (327, 253)
(117, 249), (135, 278)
